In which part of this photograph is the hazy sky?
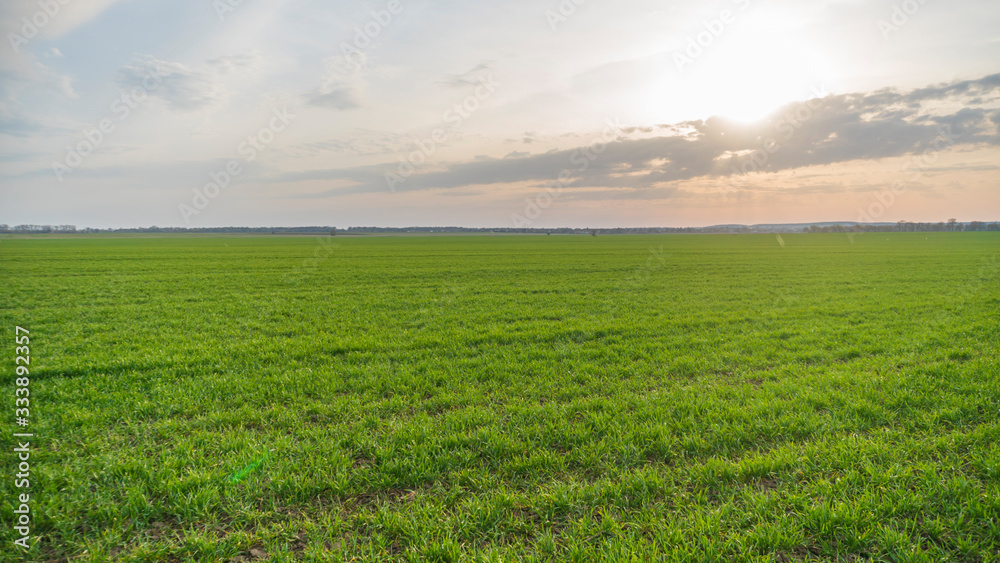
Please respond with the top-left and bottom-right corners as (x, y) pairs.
(1, 0), (998, 228)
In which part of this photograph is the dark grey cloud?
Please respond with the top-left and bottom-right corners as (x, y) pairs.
(273, 72), (1000, 196)
(901, 74), (1000, 104)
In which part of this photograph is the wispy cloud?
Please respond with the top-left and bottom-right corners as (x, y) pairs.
(118, 57), (220, 112)
(307, 85), (364, 110)
(437, 61), (494, 88)
(115, 54), (262, 113)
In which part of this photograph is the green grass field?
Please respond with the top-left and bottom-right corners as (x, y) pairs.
(1, 233), (998, 562)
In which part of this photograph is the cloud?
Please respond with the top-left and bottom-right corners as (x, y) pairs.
(0, 59), (75, 102)
(0, 53), (76, 137)
(437, 61), (494, 89)
(269, 72), (1000, 196)
(118, 57), (221, 112)
(114, 53), (263, 113)
(305, 53), (368, 111)
(900, 74), (1000, 104)
(288, 129), (420, 157)
(0, 111), (46, 137)
(0, 0), (127, 40)
(206, 53), (261, 75)
(307, 85), (363, 110)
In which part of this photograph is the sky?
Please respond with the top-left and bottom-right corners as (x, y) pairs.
(1, 0), (999, 229)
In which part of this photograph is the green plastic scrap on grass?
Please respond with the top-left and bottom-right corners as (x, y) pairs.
(229, 453), (269, 483)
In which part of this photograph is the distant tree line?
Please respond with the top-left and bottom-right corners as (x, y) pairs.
(0, 224), (78, 233)
(806, 220), (1000, 233)
(2, 222), (998, 235)
(342, 226), (707, 234)
(0, 225), (336, 234)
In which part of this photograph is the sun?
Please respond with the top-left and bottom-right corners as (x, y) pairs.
(711, 57), (813, 123)
(682, 17), (831, 123)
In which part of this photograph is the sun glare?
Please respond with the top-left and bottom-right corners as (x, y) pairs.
(711, 56), (814, 123)
(695, 18), (828, 123)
